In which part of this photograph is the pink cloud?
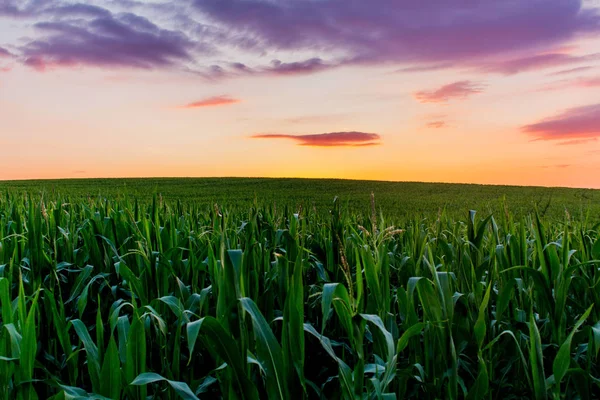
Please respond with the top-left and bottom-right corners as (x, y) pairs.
(578, 77), (600, 87)
(522, 104), (600, 142)
(476, 53), (600, 75)
(179, 96), (241, 108)
(548, 66), (595, 76)
(414, 81), (484, 104)
(538, 76), (600, 91)
(251, 131), (381, 147)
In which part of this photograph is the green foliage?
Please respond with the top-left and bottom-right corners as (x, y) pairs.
(0, 180), (599, 399)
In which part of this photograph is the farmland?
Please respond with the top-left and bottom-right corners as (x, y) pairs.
(1, 178), (600, 399)
(1, 177), (599, 221)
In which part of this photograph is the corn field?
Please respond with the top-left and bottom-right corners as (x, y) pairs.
(1, 192), (600, 399)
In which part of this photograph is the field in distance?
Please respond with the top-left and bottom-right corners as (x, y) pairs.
(1, 177), (598, 221)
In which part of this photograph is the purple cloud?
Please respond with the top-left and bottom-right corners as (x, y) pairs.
(199, 57), (335, 79)
(263, 58), (332, 76)
(0, 0), (56, 17)
(414, 81), (485, 104)
(193, 0), (600, 68)
(522, 104), (600, 142)
(42, 3), (112, 18)
(20, 8), (195, 70)
(251, 131), (381, 147)
(5, 0), (600, 77)
(0, 47), (12, 57)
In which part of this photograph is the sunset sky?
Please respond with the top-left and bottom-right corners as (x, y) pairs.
(1, 0), (600, 187)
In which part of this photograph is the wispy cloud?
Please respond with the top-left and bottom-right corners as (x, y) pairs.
(522, 104), (600, 142)
(475, 53), (600, 75)
(556, 138), (598, 145)
(0, 46), (12, 57)
(540, 164), (572, 168)
(396, 63), (455, 73)
(251, 131), (381, 147)
(538, 75), (600, 91)
(414, 81), (484, 104)
(264, 58), (332, 76)
(179, 95), (241, 108)
(548, 66), (595, 76)
(577, 77), (600, 87)
(426, 121), (447, 129)
(198, 57), (336, 80)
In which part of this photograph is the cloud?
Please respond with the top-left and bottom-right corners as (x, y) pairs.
(577, 77), (600, 87)
(263, 58), (332, 76)
(426, 121), (447, 129)
(396, 63), (455, 73)
(548, 66), (595, 76)
(179, 95), (240, 108)
(198, 57), (336, 79)
(43, 3), (112, 18)
(251, 131), (381, 147)
(414, 81), (485, 104)
(541, 164), (572, 168)
(5, 0), (600, 77)
(522, 103), (600, 142)
(476, 52), (600, 75)
(20, 9), (196, 71)
(0, 46), (12, 57)
(538, 75), (600, 91)
(556, 137), (598, 145)
(193, 0), (600, 69)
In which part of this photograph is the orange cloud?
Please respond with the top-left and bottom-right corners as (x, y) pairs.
(180, 95), (240, 108)
(426, 121), (446, 129)
(251, 131), (381, 147)
(414, 81), (484, 103)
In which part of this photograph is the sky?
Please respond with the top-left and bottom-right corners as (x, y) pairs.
(1, 0), (600, 188)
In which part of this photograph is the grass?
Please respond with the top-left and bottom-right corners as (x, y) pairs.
(0, 178), (599, 399)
